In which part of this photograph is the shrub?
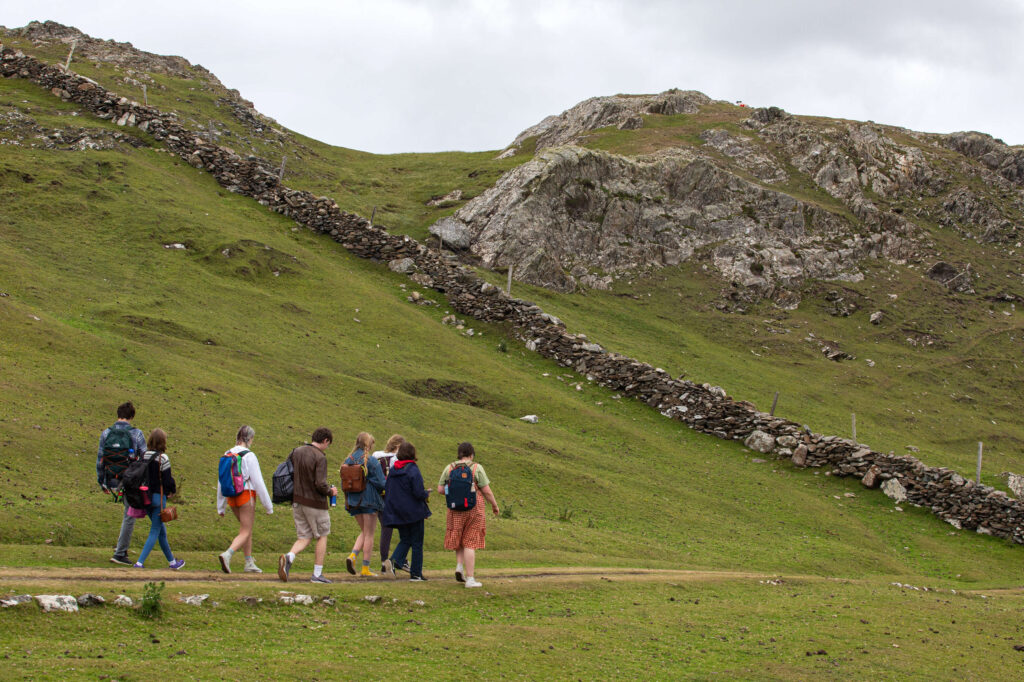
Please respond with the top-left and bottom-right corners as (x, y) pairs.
(139, 581), (165, 619)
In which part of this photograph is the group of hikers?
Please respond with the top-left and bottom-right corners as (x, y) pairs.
(97, 402), (500, 587)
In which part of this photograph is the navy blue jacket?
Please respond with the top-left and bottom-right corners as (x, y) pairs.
(381, 461), (431, 527)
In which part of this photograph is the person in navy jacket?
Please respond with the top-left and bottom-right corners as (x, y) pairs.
(380, 441), (431, 581)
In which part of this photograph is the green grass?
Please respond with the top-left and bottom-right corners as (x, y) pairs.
(3, 571), (1023, 680)
(3, 32), (1024, 678)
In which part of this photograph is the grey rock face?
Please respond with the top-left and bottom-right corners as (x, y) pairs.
(435, 145), (896, 294)
(429, 216), (473, 250)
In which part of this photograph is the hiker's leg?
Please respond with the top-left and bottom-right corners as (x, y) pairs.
(157, 518), (173, 561)
(360, 513), (376, 558)
(409, 520), (425, 577)
(463, 547), (476, 578)
(391, 523), (411, 566)
(378, 512), (393, 563)
(114, 499), (136, 556)
(137, 503), (163, 564)
(288, 537), (310, 556)
(313, 534), (328, 566)
(455, 547), (465, 568)
(229, 500), (254, 554)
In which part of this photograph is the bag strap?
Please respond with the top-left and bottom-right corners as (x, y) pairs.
(158, 454), (166, 511)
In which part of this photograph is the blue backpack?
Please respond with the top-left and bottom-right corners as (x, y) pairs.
(445, 462), (477, 511)
(218, 449), (249, 498)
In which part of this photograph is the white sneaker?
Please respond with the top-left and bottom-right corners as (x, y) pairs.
(244, 560), (263, 573)
(464, 578), (482, 588)
(218, 551), (232, 574)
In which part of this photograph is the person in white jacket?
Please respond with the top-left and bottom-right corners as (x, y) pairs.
(217, 425), (273, 573)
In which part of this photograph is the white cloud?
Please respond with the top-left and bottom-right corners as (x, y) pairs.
(3, 0), (1023, 152)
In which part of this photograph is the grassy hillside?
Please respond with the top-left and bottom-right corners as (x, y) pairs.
(1, 66), (1022, 583)
(3, 27), (1024, 679)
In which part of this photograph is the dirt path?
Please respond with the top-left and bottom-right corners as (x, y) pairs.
(0, 565), (796, 586)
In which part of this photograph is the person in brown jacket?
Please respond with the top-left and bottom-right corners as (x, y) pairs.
(278, 427), (338, 583)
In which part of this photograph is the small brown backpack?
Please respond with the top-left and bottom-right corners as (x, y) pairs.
(340, 450), (369, 494)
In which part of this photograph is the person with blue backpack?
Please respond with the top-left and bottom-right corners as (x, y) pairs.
(380, 441), (431, 581)
(216, 425), (273, 574)
(437, 442), (499, 589)
(97, 401), (147, 566)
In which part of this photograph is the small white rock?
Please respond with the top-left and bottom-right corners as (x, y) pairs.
(519, 415), (539, 424)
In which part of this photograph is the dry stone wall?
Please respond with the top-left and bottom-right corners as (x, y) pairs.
(3, 44), (1021, 545)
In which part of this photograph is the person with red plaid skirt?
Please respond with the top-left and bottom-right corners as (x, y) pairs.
(436, 442), (499, 588)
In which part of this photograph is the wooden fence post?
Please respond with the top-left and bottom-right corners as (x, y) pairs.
(976, 442), (984, 484)
(770, 391), (779, 416)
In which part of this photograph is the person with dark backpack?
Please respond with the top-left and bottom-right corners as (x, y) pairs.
(131, 428), (185, 570)
(436, 442), (500, 588)
(97, 401), (147, 565)
(381, 441), (431, 581)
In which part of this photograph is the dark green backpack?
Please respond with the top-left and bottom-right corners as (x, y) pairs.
(101, 426), (136, 488)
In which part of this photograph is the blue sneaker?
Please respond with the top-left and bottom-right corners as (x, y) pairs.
(133, 562), (144, 568)
(168, 559), (185, 570)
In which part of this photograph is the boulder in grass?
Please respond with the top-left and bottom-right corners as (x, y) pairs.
(35, 595), (79, 613)
(861, 465), (882, 489)
(881, 478), (907, 503)
(113, 595), (134, 607)
(744, 430), (775, 454)
(1, 594), (32, 608)
(77, 593), (106, 607)
(519, 415), (539, 424)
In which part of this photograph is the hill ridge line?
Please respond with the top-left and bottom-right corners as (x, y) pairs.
(1, 42), (1021, 545)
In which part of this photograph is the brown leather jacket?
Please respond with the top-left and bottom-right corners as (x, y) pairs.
(289, 444), (331, 509)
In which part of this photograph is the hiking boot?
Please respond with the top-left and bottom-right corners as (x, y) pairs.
(409, 575), (428, 582)
(169, 559), (186, 570)
(360, 565), (377, 577)
(278, 554), (292, 582)
(110, 554), (132, 566)
(310, 574), (332, 584)
(464, 578), (482, 588)
(243, 559), (263, 574)
(218, 551), (232, 574)
(382, 559), (396, 577)
(133, 561), (144, 568)
(455, 567), (465, 583)
(345, 553), (357, 575)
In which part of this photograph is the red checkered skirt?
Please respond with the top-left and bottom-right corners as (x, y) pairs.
(444, 499), (486, 549)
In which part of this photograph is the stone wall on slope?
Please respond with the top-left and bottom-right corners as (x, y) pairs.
(2, 43), (1020, 545)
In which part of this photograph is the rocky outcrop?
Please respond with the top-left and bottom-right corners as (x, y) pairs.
(5, 41), (1023, 546)
(506, 89), (712, 152)
(432, 145), (908, 294)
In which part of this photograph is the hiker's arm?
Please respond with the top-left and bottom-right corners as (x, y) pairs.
(313, 456), (331, 497)
(368, 457), (385, 493)
(246, 453), (273, 513)
(479, 485), (500, 516)
(436, 466), (448, 495)
(96, 431), (106, 488)
(411, 467), (430, 500)
(216, 481), (226, 515)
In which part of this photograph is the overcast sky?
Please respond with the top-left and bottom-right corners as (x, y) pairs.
(4, 1), (1023, 154)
